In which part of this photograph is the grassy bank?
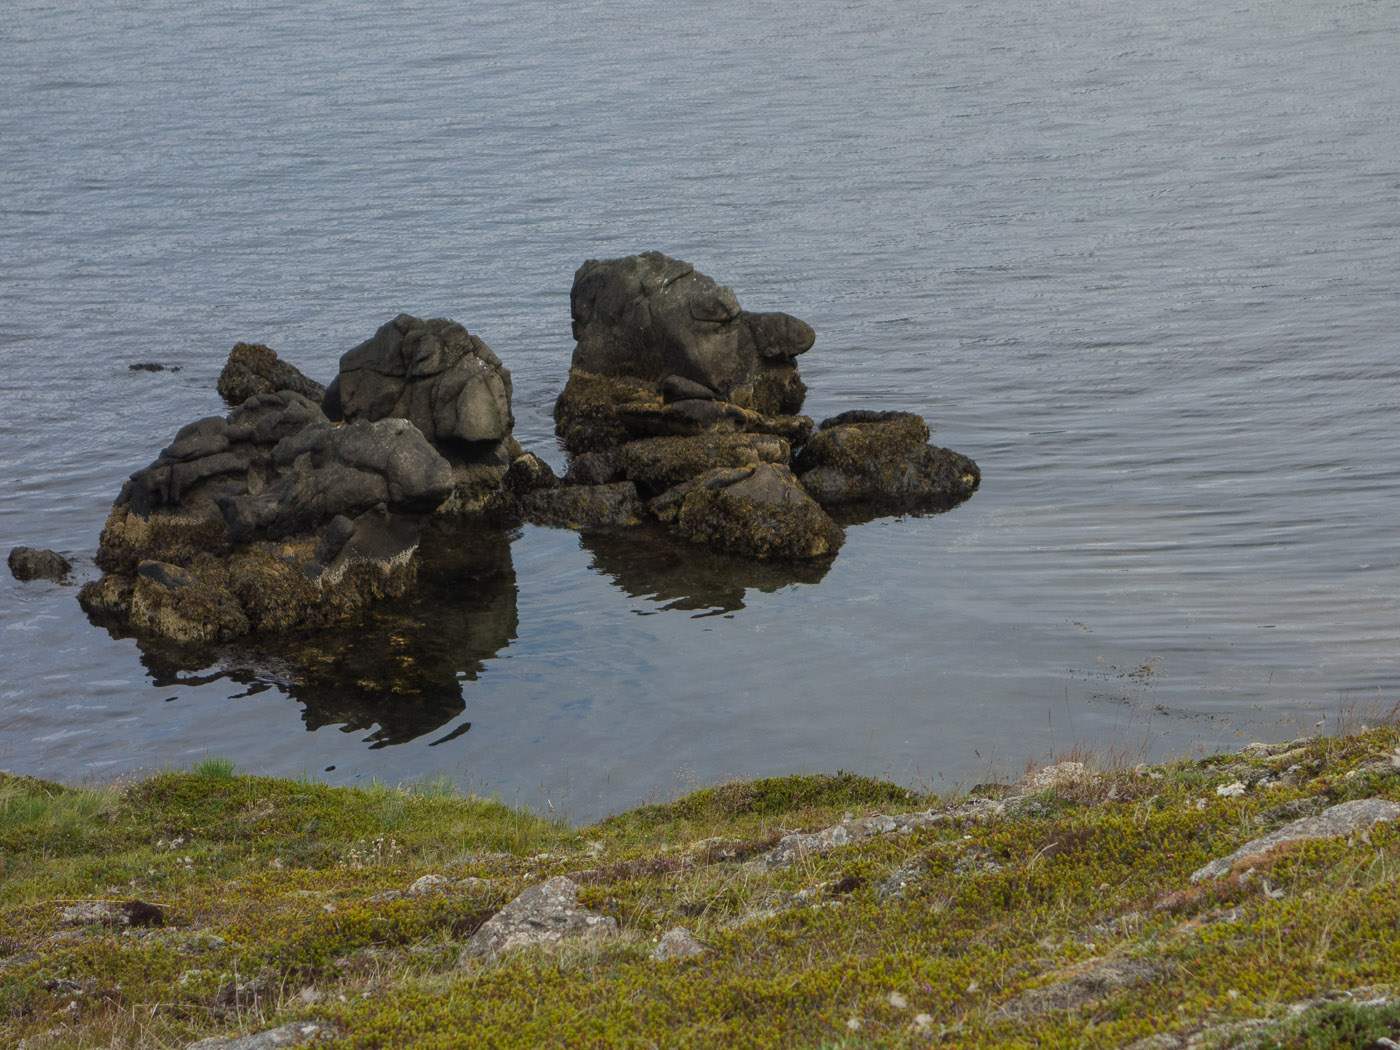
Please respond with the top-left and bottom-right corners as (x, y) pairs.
(4, 727), (1400, 1049)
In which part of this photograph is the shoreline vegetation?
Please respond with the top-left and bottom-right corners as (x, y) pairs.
(5, 725), (1400, 1049)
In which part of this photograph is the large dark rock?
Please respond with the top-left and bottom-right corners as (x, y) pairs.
(219, 418), (455, 542)
(324, 314), (513, 454)
(8, 546), (72, 582)
(554, 253), (812, 455)
(617, 433), (791, 496)
(569, 252), (812, 409)
(794, 410), (980, 515)
(217, 343), (325, 407)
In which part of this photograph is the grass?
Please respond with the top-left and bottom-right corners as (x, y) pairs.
(2, 727), (1400, 1049)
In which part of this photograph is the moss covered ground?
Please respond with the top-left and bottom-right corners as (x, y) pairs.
(4, 729), (1400, 1049)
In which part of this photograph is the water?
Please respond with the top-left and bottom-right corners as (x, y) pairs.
(2, 0), (1397, 821)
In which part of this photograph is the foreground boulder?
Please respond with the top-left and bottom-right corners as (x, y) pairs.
(462, 877), (616, 963)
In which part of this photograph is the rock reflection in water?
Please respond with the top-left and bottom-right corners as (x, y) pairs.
(112, 524), (518, 747)
(579, 526), (830, 617)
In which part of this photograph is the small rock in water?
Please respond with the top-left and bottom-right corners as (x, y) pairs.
(8, 546), (72, 582)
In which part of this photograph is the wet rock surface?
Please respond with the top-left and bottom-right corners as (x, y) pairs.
(217, 342), (325, 407)
(8, 546), (72, 582)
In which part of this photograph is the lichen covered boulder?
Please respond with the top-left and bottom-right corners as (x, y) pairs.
(7, 546), (72, 582)
(673, 463), (844, 560)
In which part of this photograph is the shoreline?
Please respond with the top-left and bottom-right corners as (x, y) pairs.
(5, 724), (1400, 1048)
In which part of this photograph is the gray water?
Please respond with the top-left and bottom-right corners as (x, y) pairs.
(2, 0), (1397, 822)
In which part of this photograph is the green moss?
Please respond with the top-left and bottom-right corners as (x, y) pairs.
(4, 731), (1400, 1048)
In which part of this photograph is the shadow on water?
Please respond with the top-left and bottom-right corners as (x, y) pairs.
(579, 525), (832, 617)
(111, 524), (519, 748)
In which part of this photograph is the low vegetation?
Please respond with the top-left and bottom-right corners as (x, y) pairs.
(4, 725), (1400, 1049)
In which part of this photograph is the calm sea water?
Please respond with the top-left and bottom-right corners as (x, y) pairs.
(2, 0), (1397, 821)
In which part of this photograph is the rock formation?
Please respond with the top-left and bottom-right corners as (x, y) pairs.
(77, 255), (980, 659)
(551, 252), (978, 559)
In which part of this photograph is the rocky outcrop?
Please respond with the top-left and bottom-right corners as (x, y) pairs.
(77, 260), (980, 656)
(8, 546), (72, 582)
(548, 253), (977, 560)
(217, 343), (325, 407)
(461, 877), (616, 963)
(79, 319), (511, 648)
(1190, 797), (1400, 882)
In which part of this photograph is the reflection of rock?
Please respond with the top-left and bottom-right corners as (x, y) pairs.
(124, 524), (517, 747)
(580, 525), (830, 615)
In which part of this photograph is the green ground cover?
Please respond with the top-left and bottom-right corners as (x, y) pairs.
(4, 729), (1400, 1049)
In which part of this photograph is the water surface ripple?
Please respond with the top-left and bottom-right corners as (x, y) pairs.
(1, 0), (1396, 819)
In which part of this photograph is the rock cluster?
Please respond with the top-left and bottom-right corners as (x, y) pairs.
(72, 253), (979, 650)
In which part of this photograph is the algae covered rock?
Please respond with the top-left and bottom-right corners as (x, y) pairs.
(216, 342), (325, 407)
(794, 409), (980, 515)
(674, 463), (844, 560)
(617, 432), (791, 495)
(7, 546), (72, 582)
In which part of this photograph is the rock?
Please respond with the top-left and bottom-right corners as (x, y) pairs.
(59, 899), (165, 927)
(218, 418), (454, 541)
(661, 375), (718, 402)
(877, 858), (929, 900)
(7, 546), (72, 582)
(518, 482), (645, 530)
(217, 342), (325, 407)
(990, 957), (1163, 1021)
(184, 1021), (334, 1050)
(652, 927), (708, 962)
(673, 463), (845, 560)
(568, 251), (813, 411)
(794, 410), (980, 514)
(129, 361), (174, 372)
(502, 452), (559, 494)
(462, 876), (616, 963)
(1015, 761), (1094, 794)
(1190, 797), (1400, 882)
(324, 314), (513, 454)
(80, 393), (451, 644)
(554, 253), (813, 455)
(564, 449), (624, 487)
(617, 433), (791, 496)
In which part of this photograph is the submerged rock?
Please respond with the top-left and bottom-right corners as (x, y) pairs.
(8, 546), (72, 582)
